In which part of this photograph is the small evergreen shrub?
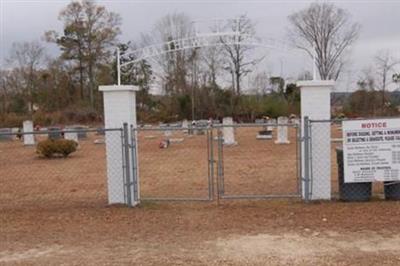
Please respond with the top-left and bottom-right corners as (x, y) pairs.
(37, 139), (78, 158)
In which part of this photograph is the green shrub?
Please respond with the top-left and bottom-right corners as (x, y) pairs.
(37, 139), (78, 158)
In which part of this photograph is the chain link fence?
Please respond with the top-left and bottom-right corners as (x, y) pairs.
(0, 127), (123, 211)
(214, 123), (301, 199)
(134, 125), (212, 201)
(308, 119), (396, 200)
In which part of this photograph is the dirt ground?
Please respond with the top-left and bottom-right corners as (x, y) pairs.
(1, 201), (400, 265)
(1, 126), (400, 265)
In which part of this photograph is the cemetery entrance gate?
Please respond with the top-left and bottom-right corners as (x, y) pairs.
(213, 122), (302, 200)
(131, 121), (302, 202)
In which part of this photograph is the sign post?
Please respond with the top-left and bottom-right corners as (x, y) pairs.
(343, 119), (400, 183)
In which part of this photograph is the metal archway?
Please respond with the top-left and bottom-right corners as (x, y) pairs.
(116, 18), (292, 85)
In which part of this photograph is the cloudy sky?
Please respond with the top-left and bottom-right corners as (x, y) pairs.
(1, 0), (399, 91)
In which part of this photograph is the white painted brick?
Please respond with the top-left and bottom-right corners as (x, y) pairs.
(99, 85), (139, 206)
(298, 80), (334, 200)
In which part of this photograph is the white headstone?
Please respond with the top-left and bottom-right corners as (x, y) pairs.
(0, 128), (13, 141)
(182, 119), (188, 133)
(23, 120), (35, 145)
(164, 130), (172, 137)
(275, 116), (290, 144)
(64, 130), (79, 143)
(223, 117), (237, 145)
(267, 118), (276, 131)
(292, 118), (300, 125)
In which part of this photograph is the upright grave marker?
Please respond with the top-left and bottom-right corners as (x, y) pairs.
(64, 130), (79, 144)
(267, 118), (275, 131)
(223, 117), (237, 145)
(0, 128), (12, 141)
(23, 120), (35, 145)
(275, 116), (290, 144)
(182, 119), (189, 133)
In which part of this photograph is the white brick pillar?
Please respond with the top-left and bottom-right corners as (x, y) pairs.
(99, 85), (139, 206)
(297, 80), (334, 200)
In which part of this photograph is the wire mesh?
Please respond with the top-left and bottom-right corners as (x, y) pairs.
(215, 123), (301, 199)
(135, 126), (211, 201)
(0, 128), (123, 211)
(309, 120), (386, 200)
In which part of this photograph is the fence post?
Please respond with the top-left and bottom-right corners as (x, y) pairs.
(303, 116), (311, 202)
(208, 128), (214, 201)
(217, 129), (224, 196)
(123, 123), (132, 206)
(130, 125), (139, 203)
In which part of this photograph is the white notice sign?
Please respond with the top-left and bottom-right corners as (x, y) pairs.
(343, 119), (400, 183)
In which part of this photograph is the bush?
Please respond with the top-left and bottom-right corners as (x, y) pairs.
(37, 139), (78, 158)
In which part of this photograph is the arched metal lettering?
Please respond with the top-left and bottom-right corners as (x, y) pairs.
(116, 19), (291, 85)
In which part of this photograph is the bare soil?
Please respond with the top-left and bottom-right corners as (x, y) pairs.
(1, 127), (399, 265)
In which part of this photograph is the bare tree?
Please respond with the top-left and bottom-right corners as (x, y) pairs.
(221, 15), (263, 95)
(200, 46), (224, 88)
(297, 70), (313, 81)
(357, 67), (376, 91)
(288, 2), (360, 80)
(141, 12), (193, 95)
(8, 41), (45, 114)
(0, 69), (10, 114)
(375, 50), (399, 93)
(250, 71), (271, 95)
(374, 50), (399, 110)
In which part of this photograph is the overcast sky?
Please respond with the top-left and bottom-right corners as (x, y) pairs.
(1, 0), (399, 92)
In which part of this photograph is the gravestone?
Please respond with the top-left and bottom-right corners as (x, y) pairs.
(292, 118), (300, 125)
(23, 120), (35, 145)
(164, 129), (172, 137)
(275, 116), (290, 144)
(257, 129), (272, 140)
(223, 117), (237, 145)
(196, 119), (208, 135)
(267, 118), (276, 131)
(170, 122), (182, 128)
(255, 118), (272, 140)
(255, 118), (265, 124)
(64, 130), (79, 143)
(0, 128), (12, 141)
(96, 127), (106, 135)
(48, 127), (62, 140)
(182, 119), (189, 133)
(11, 127), (22, 139)
(71, 125), (87, 139)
